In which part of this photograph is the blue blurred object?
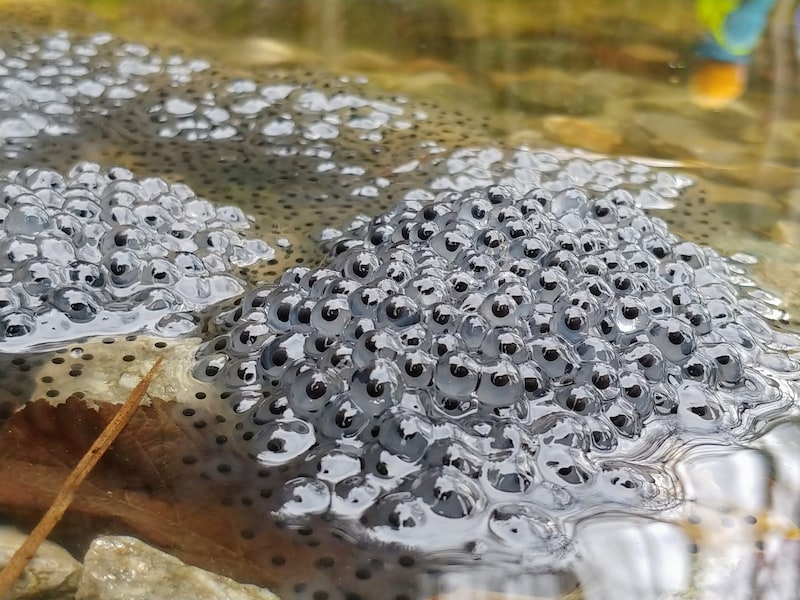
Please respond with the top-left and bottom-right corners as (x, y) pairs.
(695, 0), (777, 63)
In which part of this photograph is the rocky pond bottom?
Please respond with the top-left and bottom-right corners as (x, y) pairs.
(1, 26), (800, 600)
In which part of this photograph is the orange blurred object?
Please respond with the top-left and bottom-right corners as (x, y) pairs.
(689, 60), (748, 109)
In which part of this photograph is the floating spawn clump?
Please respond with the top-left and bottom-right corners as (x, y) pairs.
(196, 180), (800, 557)
(0, 162), (272, 351)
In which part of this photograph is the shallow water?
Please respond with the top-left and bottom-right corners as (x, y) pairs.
(1, 1), (800, 600)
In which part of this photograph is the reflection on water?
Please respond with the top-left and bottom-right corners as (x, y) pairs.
(0, 1), (799, 599)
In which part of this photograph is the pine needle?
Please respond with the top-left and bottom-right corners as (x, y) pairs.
(0, 357), (163, 598)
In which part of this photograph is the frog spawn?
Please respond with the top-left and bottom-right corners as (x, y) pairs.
(196, 183), (800, 557)
(0, 162), (273, 351)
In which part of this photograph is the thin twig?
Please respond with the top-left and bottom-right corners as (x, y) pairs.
(0, 357), (163, 598)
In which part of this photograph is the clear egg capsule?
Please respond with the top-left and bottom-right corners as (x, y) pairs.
(435, 351), (480, 397)
(318, 394), (372, 440)
(476, 359), (523, 408)
(350, 358), (403, 418)
(412, 467), (483, 519)
(289, 367), (341, 417)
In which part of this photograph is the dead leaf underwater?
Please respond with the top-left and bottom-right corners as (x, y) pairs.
(0, 394), (443, 600)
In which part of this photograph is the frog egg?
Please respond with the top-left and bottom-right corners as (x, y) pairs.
(352, 329), (402, 367)
(530, 267), (568, 303)
(485, 459), (533, 494)
(403, 273), (448, 307)
(338, 249), (380, 283)
(0, 238), (39, 268)
(288, 367), (341, 418)
(481, 328), (527, 363)
(498, 281), (533, 308)
(47, 287), (99, 323)
(623, 342), (666, 382)
(507, 258), (538, 280)
(309, 296), (351, 336)
(259, 332), (307, 377)
(673, 241), (707, 269)
(682, 353), (715, 384)
(584, 362), (619, 400)
(304, 332), (336, 358)
(224, 357), (260, 387)
(609, 298), (645, 335)
(551, 305), (595, 342)
(373, 261), (411, 289)
(520, 187), (553, 213)
(0, 310), (35, 339)
(681, 303), (712, 336)
(476, 359), (523, 408)
(397, 350), (435, 389)
(194, 352), (229, 381)
(128, 287), (182, 312)
(426, 302), (460, 334)
(350, 358), (403, 418)
(488, 503), (569, 552)
(15, 259), (64, 296)
(574, 337), (617, 365)
(647, 317), (696, 363)
(347, 285), (386, 318)
(275, 476), (331, 518)
(473, 228), (508, 258)
(605, 402), (642, 438)
(538, 446), (591, 486)
(319, 394), (372, 440)
(528, 337), (579, 381)
(428, 229), (470, 263)
(558, 385), (600, 415)
(412, 467), (483, 519)
(431, 390), (479, 420)
(398, 323), (431, 351)
(4, 203), (50, 235)
(676, 382), (723, 430)
(479, 293), (519, 328)
(324, 277), (360, 298)
(331, 475), (382, 517)
(456, 196), (493, 227)
(173, 252), (208, 277)
(377, 412), (430, 462)
(509, 234), (550, 261)
(445, 271), (480, 301)
(375, 294), (420, 329)
(314, 449), (363, 485)
(264, 290), (303, 332)
(102, 249), (142, 288)
(617, 371), (652, 417)
(141, 258), (181, 286)
(705, 343), (744, 385)
(362, 491), (427, 535)
(435, 351), (480, 397)
(622, 249), (658, 275)
(458, 313), (491, 350)
(425, 440), (483, 478)
(585, 417), (617, 451)
(659, 261), (695, 287)
(342, 316), (375, 343)
(458, 250), (498, 280)
(251, 417), (317, 466)
(228, 321), (272, 355)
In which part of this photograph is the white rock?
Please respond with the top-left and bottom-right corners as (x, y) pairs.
(76, 536), (280, 600)
(0, 526), (82, 600)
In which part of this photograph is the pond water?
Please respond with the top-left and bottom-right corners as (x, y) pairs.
(0, 1), (800, 599)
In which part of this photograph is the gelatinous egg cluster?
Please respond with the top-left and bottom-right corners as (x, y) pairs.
(0, 162), (272, 351)
(196, 183), (800, 555)
(0, 29), (208, 158)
